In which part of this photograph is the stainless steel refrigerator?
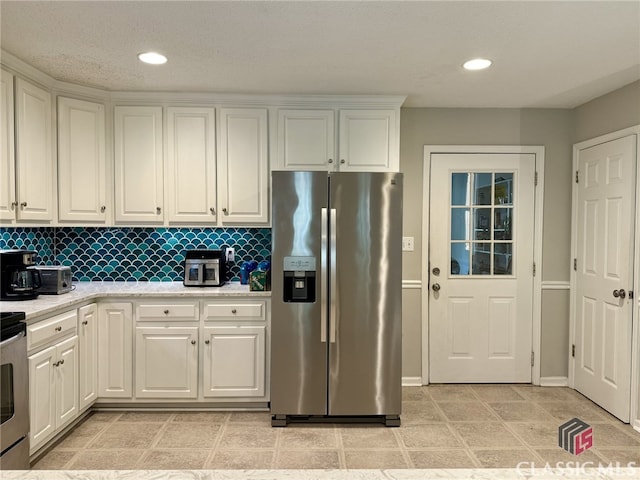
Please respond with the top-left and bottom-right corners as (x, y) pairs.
(270, 171), (402, 427)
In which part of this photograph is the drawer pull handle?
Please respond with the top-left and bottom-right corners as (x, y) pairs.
(205, 340), (210, 345)
(55, 326), (62, 332)
(191, 340), (196, 345)
(231, 309), (237, 314)
(164, 309), (169, 315)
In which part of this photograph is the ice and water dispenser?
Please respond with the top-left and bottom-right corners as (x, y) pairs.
(283, 256), (316, 303)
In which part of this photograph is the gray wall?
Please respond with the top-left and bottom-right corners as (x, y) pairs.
(399, 80), (640, 382)
(399, 108), (574, 379)
(574, 80), (640, 142)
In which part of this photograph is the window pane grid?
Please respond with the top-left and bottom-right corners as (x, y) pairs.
(450, 171), (515, 276)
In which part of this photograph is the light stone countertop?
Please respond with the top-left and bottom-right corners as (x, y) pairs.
(3, 468), (640, 480)
(0, 281), (270, 321)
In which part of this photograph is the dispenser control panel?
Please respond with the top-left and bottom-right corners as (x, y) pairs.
(283, 256), (316, 303)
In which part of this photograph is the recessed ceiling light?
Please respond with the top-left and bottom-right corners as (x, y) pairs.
(463, 58), (492, 71)
(137, 52), (167, 65)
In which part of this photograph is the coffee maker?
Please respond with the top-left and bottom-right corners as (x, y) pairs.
(0, 250), (41, 300)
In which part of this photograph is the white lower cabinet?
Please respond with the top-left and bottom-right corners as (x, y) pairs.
(203, 325), (266, 398)
(78, 304), (98, 411)
(29, 335), (78, 453)
(135, 325), (199, 398)
(97, 303), (133, 398)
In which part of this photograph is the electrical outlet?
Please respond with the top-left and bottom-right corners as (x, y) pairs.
(402, 237), (414, 251)
(226, 247), (235, 263)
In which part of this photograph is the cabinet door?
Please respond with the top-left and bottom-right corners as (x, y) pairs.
(78, 304), (98, 411)
(0, 69), (16, 221)
(203, 325), (265, 398)
(276, 109), (335, 171)
(57, 97), (107, 222)
(217, 108), (268, 224)
(338, 109), (398, 172)
(135, 326), (198, 398)
(114, 106), (163, 223)
(166, 107), (217, 223)
(29, 345), (56, 453)
(15, 78), (53, 221)
(56, 336), (78, 428)
(98, 303), (133, 398)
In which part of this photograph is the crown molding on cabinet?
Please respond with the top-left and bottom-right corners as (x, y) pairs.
(1, 49), (406, 108)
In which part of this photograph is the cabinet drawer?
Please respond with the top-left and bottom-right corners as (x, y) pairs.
(137, 303), (199, 321)
(27, 310), (77, 351)
(204, 302), (265, 321)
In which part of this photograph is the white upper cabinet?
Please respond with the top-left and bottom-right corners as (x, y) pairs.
(166, 107), (217, 223)
(57, 97), (107, 223)
(217, 108), (269, 224)
(0, 69), (16, 221)
(338, 109), (398, 172)
(275, 108), (399, 172)
(277, 109), (335, 171)
(114, 106), (163, 224)
(14, 77), (53, 221)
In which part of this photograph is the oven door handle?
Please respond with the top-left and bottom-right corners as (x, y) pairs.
(0, 330), (25, 348)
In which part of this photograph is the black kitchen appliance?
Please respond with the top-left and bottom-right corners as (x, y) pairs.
(0, 250), (41, 301)
(183, 250), (226, 287)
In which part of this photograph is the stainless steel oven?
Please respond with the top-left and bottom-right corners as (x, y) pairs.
(0, 312), (29, 470)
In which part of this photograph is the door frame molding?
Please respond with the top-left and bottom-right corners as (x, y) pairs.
(421, 145), (545, 385)
(570, 125), (640, 430)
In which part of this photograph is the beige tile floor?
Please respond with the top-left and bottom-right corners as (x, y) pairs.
(32, 385), (640, 470)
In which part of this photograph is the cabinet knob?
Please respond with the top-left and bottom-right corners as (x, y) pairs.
(205, 340), (210, 345)
(340, 159), (345, 164)
(100, 205), (106, 213)
(156, 207), (162, 214)
(328, 159), (333, 164)
(210, 207), (216, 215)
(10, 201), (17, 209)
(164, 309), (169, 315)
(222, 208), (228, 215)
(54, 326), (62, 332)
(60, 359), (64, 365)
(54, 361), (60, 367)
(20, 202), (27, 208)
(191, 340), (196, 345)
(231, 308), (237, 314)
(82, 320), (88, 325)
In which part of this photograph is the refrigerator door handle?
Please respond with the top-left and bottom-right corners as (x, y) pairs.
(330, 208), (337, 343)
(320, 207), (328, 343)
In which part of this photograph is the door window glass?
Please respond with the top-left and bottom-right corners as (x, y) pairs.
(450, 172), (514, 276)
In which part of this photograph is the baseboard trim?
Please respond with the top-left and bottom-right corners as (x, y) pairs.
(402, 376), (422, 386)
(634, 419), (640, 434)
(540, 376), (569, 387)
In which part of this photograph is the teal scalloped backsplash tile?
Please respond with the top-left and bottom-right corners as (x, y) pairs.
(0, 227), (271, 282)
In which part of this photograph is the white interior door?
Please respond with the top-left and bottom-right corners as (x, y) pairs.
(574, 135), (636, 422)
(429, 153), (536, 383)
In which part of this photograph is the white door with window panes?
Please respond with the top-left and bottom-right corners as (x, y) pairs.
(429, 153), (536, 383)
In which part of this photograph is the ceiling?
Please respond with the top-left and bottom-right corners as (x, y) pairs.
(1, 1), (639, 108)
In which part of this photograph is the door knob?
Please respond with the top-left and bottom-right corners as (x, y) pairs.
(432, 267), (440, 276)
(613, 289), (626, 299)
(432, 283), (441, 292)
